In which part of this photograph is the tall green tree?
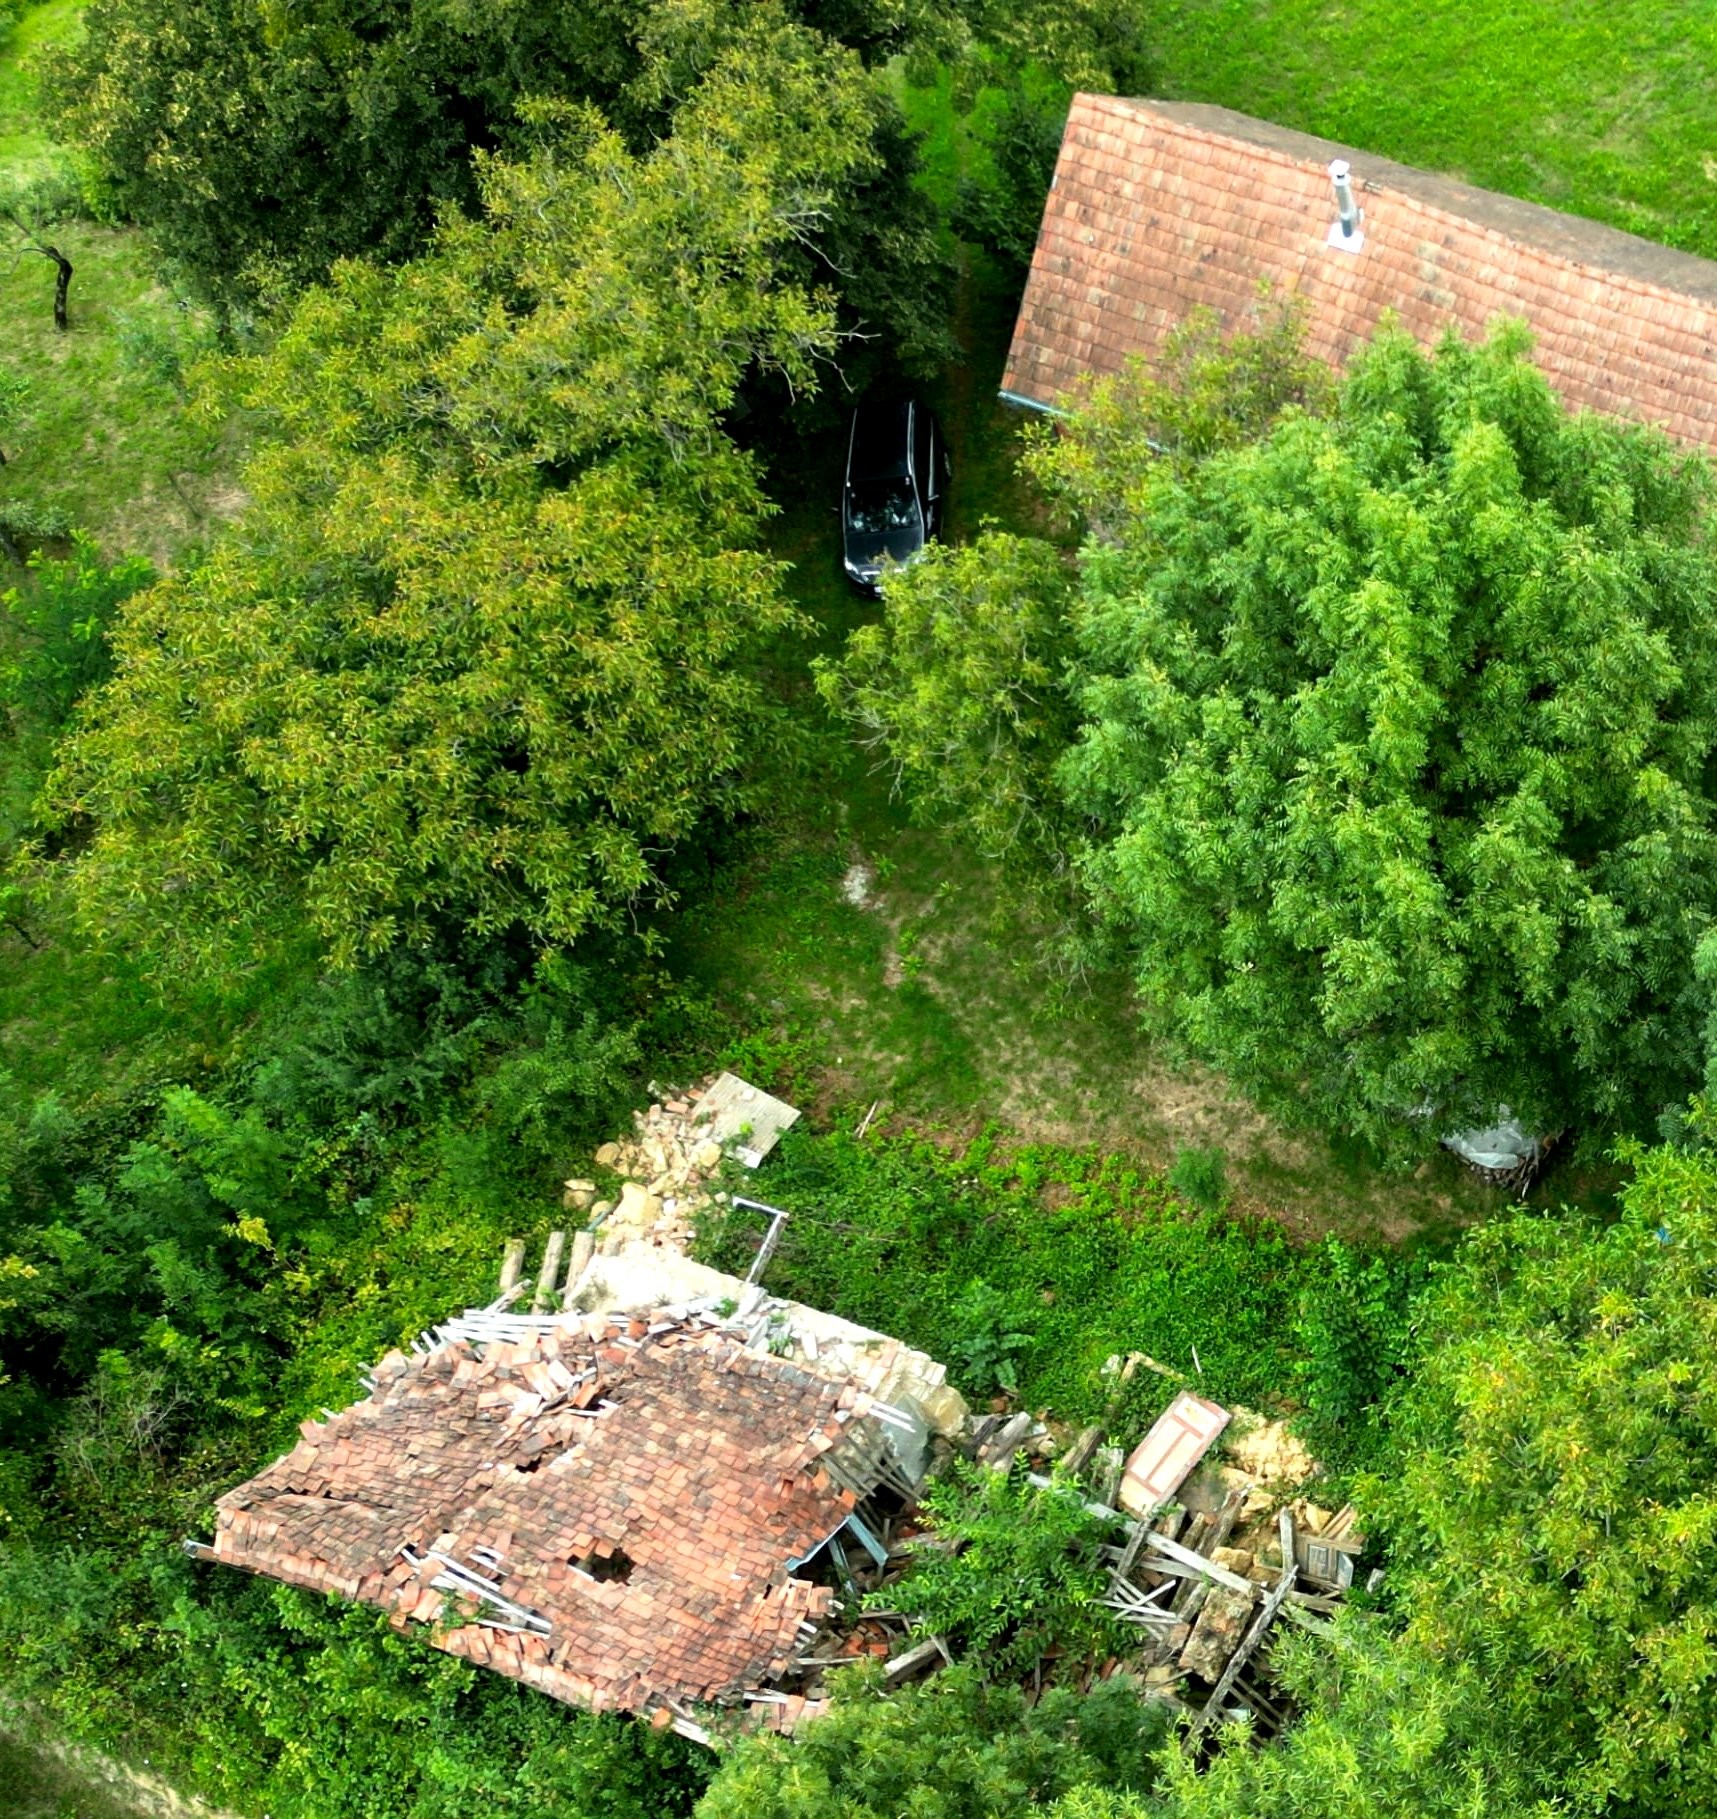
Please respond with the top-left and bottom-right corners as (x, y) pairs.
(1363, 1136), (1717, 1817)
(44, 0), (950, 357)
(1054, 322), (1717, 1142)
(33, 19), (882, 975)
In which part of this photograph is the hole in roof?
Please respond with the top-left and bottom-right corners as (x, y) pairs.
(577, 1548), (634, 1584)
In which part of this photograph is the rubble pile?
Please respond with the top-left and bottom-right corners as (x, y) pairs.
(563, 1082), (728, 1255)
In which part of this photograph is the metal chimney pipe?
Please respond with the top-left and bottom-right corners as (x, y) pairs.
(1329, 159), (1359, 240)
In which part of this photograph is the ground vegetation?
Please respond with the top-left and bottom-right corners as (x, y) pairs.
(11, 0), (1717, 1814)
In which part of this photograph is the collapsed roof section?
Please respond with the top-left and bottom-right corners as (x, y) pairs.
(200, 1262), (965, 1735)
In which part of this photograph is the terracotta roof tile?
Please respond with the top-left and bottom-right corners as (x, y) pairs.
(209, 1314), (887, 1720)
(1003, 97), (1717, 447)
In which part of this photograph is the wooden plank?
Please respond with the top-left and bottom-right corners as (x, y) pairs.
(884, 1637), (949, 1684)
(1186, 1511), (1299, 1742)
(1140, 1528), (1256, 1597)
(1202, 1488), (1246, 1556)
(979, 1411), (1036, 1466)
(562, 1230), (595, 1305)
(742, 1203), (791, 1287)
(1061, 1423), (1106, 1477)
(531, 1230), (567, 1314)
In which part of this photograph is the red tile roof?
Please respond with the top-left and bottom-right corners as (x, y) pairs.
(1003, 96), (1717, 445)
(209, 1313), (892, 1720)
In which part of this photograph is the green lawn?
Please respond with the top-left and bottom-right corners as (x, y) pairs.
(1148, 0), (1717, 256)
(0, 0), (79, 166)
(2, 0), (241, 568)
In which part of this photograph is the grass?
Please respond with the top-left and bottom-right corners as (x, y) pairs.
(2, 0), (241, 568)
(0, 0), (78, 166)
(1, 232), (244, 566)
(0, 1736), (154, 1819)
(1147, 0), (1717, 257)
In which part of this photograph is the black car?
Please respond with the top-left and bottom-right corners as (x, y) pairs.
(841, 399), (948, 591)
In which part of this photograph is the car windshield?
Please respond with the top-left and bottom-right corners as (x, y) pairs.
(846, 482), (918, 535)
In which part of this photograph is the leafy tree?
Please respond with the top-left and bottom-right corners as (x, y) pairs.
(1, 540), (151, 744)
(1049, 1620), (1550, 1819)
(951, 77), (1071, 269)
(34, 22), (894, 974)
(1363, 1138), (1717, 1817)
(44, 0), (950, 351)
(818, 530), (1077, 868)
(1049, 320), (1717, 1143)
(696, 1660), (1165, 1819)
(0, 1556), (711, 1818)
(883, 1461), (1126, 1676)
(1290, 1239), (1424, 1467)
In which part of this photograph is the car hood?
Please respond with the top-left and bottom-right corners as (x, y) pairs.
(845, 526), (924, 571)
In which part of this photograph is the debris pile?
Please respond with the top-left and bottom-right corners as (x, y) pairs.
(1044, 1365), (1371, 1738)
(194, 1231), (964, 1746)
(564, 1072), (802, 1256)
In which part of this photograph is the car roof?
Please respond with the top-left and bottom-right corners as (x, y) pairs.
(848, 401), (913, 483)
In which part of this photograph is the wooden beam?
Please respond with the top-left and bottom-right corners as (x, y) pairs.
(1186, 1512), (1299, 1743)
(884, 1637), (949, 1684)
(562, 1230), (595, 1305)
(1140, 1529), (1256, 1597)
(498, 1239), (525, 1295)
(1061, 1423), (1106, 1477)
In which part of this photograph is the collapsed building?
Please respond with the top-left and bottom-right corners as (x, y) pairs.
(190, 1089), (966, 1744)
(191, 1073), (1363, 1745)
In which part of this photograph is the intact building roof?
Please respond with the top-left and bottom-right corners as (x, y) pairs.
(205, 1307), (913, 1723)
(1003, 95), (1717, 445)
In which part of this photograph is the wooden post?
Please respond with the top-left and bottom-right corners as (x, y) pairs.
(743, 1204), (790, 1286)
(532, 1231), (567, 1313)
(499, 1239), (525, 1296)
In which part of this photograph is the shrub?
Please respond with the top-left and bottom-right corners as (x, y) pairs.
(1167, 1144), (1228, 1215)
(884, 1461), (1126, 1676)
(697, 1661), (1165, 1819)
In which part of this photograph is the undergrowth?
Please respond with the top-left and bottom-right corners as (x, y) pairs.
(695, 1120), (1426, 1428)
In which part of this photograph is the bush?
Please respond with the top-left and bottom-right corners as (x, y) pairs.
(1292, 1240), (1426, 1466)
(884, 1461), (1126, 1677)
(1167, 1144), (1227, 1215)
(697, 1125), (1314, 1417)
(697, 1660), (1165, 1819)
(947, 1278), (1035, 1397)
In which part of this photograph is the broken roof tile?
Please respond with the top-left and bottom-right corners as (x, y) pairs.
(209, 1312), (887, 1718)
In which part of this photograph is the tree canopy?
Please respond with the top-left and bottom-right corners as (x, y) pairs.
(834, 316), (1717, 1144)
(1364, 1133), (1717, 1816)
(35, 17), (889, 974)
(50, 0), (945, 361)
